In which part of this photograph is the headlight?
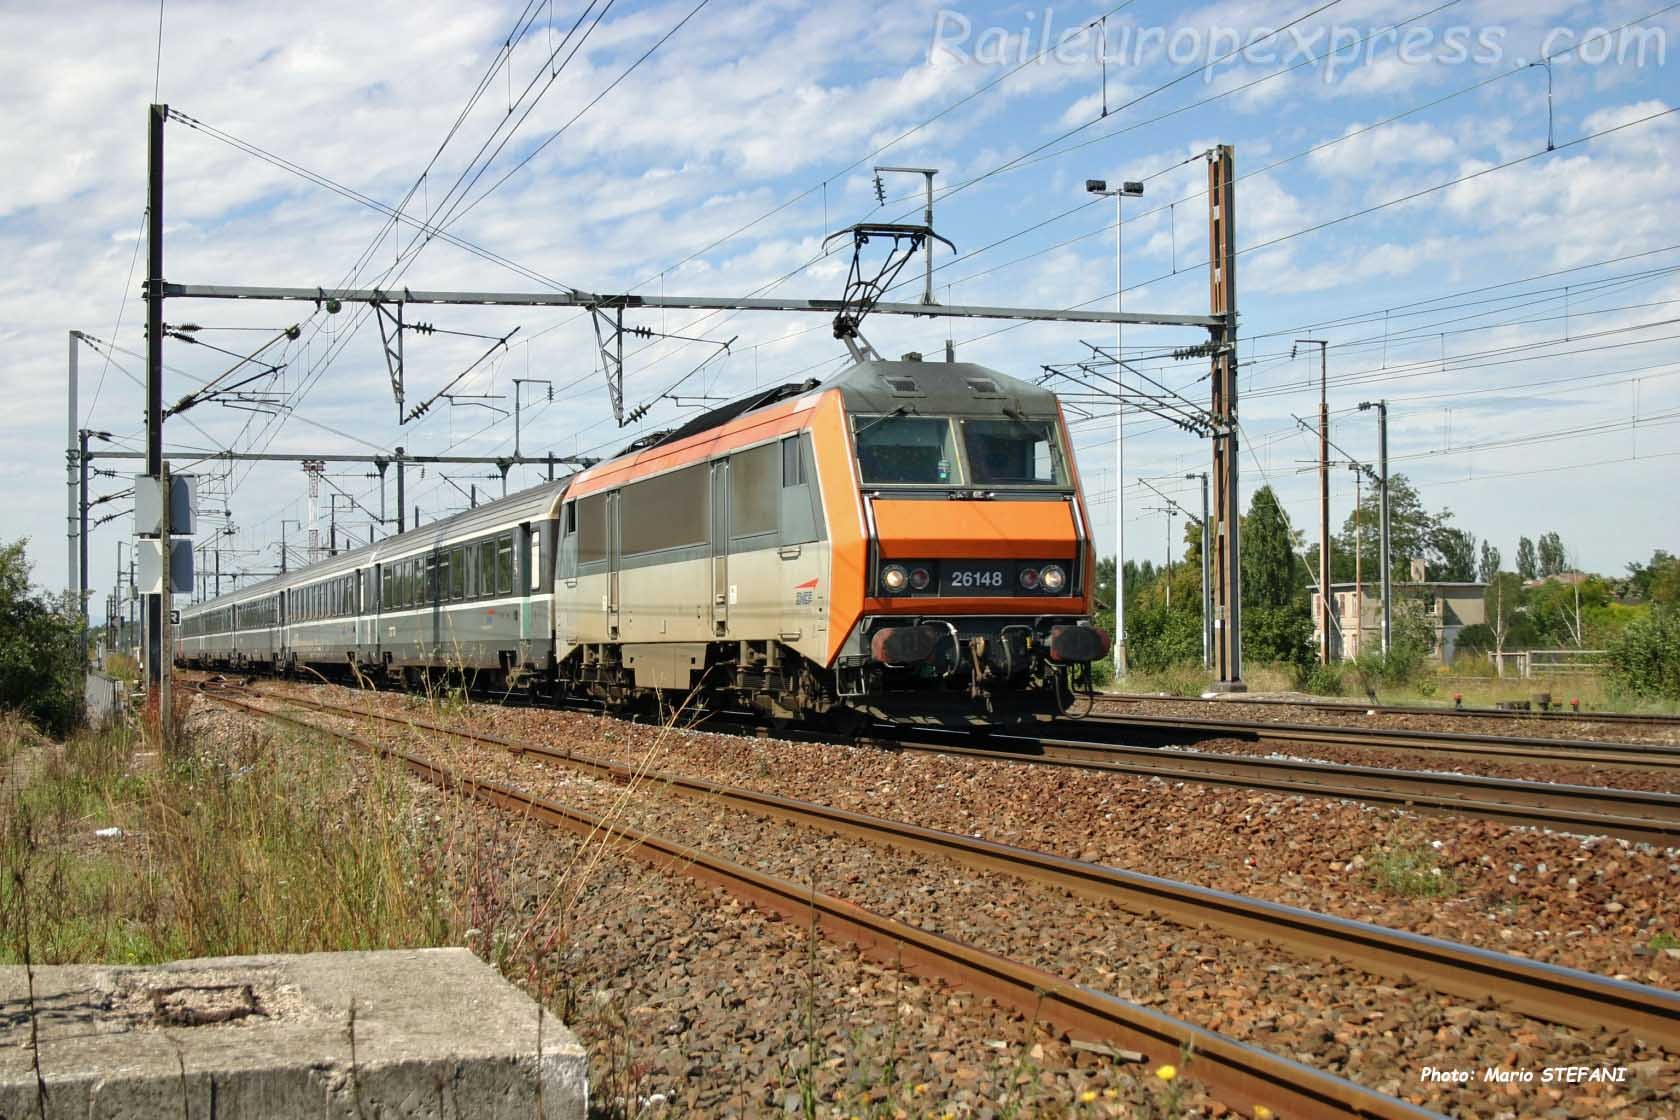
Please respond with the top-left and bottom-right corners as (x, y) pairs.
(1040, 564), (1067, 594)
(881, 564), (909, 593)
(909, 567), (931, 591)
(1018, 567), (1040, 591)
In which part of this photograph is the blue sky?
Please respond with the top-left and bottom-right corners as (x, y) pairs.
(2, 0), (1676, 608)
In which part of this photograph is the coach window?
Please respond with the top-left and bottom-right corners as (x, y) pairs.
(621, 465), (708, 557)
(437, 552), (452, 604)
(450, 547), (466, 601)
(496, 535), (514, 595)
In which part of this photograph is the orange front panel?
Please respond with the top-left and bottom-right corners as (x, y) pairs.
(808, 392), (869, 664)
(871, 499), (1077, 559)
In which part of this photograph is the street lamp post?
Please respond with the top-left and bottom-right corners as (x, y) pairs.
(1086, 177), (1143, 679)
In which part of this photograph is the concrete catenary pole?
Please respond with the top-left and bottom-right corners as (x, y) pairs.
(67, 330), (80, 602)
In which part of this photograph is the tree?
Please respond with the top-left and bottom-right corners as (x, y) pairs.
(1606, 606), (1680, 700)
(1537, 531), (1567, 577)
(1477, 541), (1501, 584)
(0, 539), (85, 737)
(1516, 537), (1538, 580)
(1430, 527), (1476, 582)
(1483, 572), (1524, 673)
(1244, 604), (1316, 669)
(1626, 550), (1680, 604)
(1241, 486), (1299, 610)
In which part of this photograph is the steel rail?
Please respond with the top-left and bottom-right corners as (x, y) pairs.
(1074, 711), (1680, 771)
(203, 688), (1439, 1120)
(1098, 693), (1680, 729)
(231, 684), (1680, 1050)
(854, 727), (1680, 848)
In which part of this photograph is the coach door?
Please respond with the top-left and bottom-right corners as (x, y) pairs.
(710, 459), (729, 636)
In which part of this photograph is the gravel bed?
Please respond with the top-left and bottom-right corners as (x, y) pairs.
(1125, 737), (1680, 796)
(227, 688), (1679, 1119)
(1091, 695), (1680, 747)
(257, 681), (1680, 984)
(194, 700), (1204, 1118)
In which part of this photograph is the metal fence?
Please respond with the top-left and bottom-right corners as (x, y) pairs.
(1487, 649), (1608, 678)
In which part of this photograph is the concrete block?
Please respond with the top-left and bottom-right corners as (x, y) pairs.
(0, 948), (586, 1118)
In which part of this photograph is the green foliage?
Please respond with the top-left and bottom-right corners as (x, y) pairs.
(1537, 531), (1568, 577)
(1477, 541), (1501, 585)
(1364, 838), (1459, 898)
(1298, 662), (1345, 696)
(1243, 604), (1316, 669)
(1606, 606), (1680, 700)
(1241, 486), (1299, 610)
(1483, 572), (1525, 652)
(0, 539), (85, 737)
(1430, 526), (1477, 582)
(1454, 622), (1495, 654)
(1352, 599), (1437, 691)
(1626, 550), (1680, 605)
(1515, 536), (1537, 580)
(1125, 600), (1203, 673)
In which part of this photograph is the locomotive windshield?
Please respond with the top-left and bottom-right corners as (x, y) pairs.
(961, 418), (1065, 486)
(854, 414), (962, 485)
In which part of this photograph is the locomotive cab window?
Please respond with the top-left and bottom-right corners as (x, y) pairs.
(960, 418), (1066, 487)
(853, 415), (961, 485)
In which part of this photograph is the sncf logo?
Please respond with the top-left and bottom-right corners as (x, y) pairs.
(793, 577), (818, 607)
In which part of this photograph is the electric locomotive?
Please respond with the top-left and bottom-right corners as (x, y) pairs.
(178, 353), (1108, 727)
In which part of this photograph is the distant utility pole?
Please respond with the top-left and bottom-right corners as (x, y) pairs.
(1359, 399), (1392, 655)
(1297, 339), (1330, 663)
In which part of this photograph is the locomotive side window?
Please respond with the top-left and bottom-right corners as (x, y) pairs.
(961, 418), (1066, 486)
(853, 415), (962, 485)
(729, 443), (778, 540)
(577, 493), (609, 566)
(621, 465), (708, 557)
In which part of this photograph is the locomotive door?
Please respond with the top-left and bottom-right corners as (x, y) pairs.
(710, 460), (728, 635)
(607, 491), (622, 638)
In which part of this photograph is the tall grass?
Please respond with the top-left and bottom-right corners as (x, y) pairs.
(0, 704), (455, 966)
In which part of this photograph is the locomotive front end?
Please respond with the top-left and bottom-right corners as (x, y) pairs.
(821, 359), (1108, 726)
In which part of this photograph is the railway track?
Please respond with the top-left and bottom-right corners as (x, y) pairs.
(852, 725), (1680, 848)
(1101, 691), (1680, 729)
(204, 680), (1680, 1055)
(198, 683), (1443, 1120)
(1073, 709), (1680, 771)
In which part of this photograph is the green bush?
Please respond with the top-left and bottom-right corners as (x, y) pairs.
(1242, 604), (1315, 669)
(1454, 622), (1495, 654)
(0, 539), (85, 737)
(1125, 601), (1203, 673)
(1607, 606), (1680, 700)
(1298, 662), (1345, 696)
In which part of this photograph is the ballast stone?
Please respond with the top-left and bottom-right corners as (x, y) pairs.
(0, 947), (586, 1119)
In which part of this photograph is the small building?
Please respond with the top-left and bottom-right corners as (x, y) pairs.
(1312, 577), (1486, 663)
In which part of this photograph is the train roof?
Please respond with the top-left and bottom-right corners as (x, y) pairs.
(182, 474), (576, 613)
(827, 357), (1063, 417)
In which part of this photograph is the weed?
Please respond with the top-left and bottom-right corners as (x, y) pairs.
(1647, 931), (1678, 951)
(1364, 836), (1459, 899)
